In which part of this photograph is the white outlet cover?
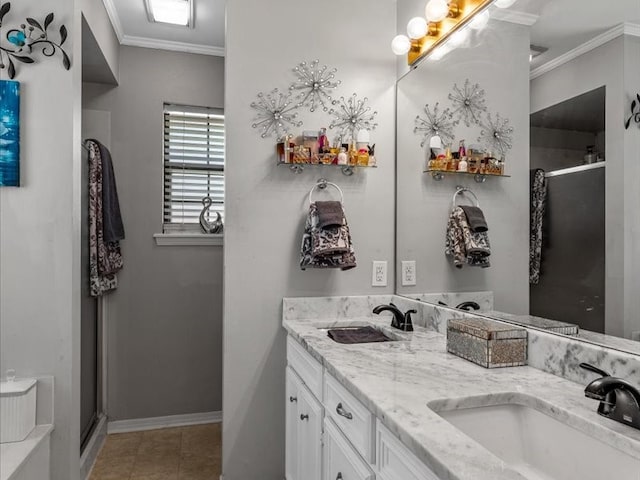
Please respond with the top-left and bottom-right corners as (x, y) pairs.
(372, 261), (387, 287)
(402, 261), (416, 286)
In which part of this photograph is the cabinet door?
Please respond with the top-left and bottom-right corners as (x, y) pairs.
(297, 382), (323, 480)
(286, 367), (302, 480)
(324, 418), (374, 480)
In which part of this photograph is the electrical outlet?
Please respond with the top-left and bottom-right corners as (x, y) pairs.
(401, 261), (416, 286)
(372, 261), (387, 287)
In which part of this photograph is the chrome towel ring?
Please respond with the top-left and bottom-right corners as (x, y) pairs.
(452, 185), (480, 210)
(309, 178), (344, 205)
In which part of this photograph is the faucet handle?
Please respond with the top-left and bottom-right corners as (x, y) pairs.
(579, 363), (610, 378)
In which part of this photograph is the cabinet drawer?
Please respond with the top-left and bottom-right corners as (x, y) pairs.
(324, 418), (374, 480)
(376, 421), (440, 480)
(287, 336), (323, 399)
(324, 374), (374, 463)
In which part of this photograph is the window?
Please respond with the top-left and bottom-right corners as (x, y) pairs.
(162, 104), (225, 233)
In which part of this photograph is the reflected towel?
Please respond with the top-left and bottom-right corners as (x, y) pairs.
(315, 201), (344, 229)
(459, 205), (488, 233)
(530, 169), (547, 284)
(445, 207), (490, 268)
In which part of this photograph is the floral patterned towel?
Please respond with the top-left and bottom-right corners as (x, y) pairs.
(87, 141), (123, 296)
(300, 202), (356, 270)
(445, 207), (491, 268)
(530, 169), (546, 284)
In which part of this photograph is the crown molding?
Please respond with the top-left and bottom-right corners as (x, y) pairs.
(101, 0), (124, 42)
(121, 35), (225, 56)
(624, 22), (640, 37)
(491, 9), (539, 26)
(531, 22), (640, 80)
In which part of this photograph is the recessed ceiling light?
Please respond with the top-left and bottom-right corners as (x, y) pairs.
(145, 0), (193, 27)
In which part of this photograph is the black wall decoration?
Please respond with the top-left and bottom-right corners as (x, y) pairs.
(0, 2), (70, 79)
(625, 94), (640, 130)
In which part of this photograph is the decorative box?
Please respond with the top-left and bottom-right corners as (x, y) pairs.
(447, 318), (527, 368)
(1, 377), (37, 443)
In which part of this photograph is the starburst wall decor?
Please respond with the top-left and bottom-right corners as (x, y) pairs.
(414, 102), (455, 148)
(289, 59), (341, 113)
(0, 2), (71, 79)
(478, 112), (514, 159)
(329, 93), (378, 142)
(251, 88), (303, 140)
(448, 79), (487, 128)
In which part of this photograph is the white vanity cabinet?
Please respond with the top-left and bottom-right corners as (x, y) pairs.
(324, 418), (375, 480)
(376, 422), (440, 480)
(286, 367), (323, 480)
(286, 335), (443, 480)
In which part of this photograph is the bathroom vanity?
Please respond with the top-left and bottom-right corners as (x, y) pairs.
(283, 296), (640, 480)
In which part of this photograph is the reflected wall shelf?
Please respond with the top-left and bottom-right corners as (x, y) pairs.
(424, 169), (510, 183)
(278, 161), (377, 176)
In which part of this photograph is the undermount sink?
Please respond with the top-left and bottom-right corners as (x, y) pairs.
(316, 321), (406, 344)
(429, 396), (640, 480)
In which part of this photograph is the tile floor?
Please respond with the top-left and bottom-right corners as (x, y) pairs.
(89, 424), (221, 480)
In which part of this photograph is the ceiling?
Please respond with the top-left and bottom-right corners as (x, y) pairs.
(511, 0), (640, 70)
(530, 86), (606, 133)
(103, 0), (225, 55)
(99, 0), (640, 64)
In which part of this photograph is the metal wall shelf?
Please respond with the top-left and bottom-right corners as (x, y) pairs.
(424, 169), (510, 183)
(279, 161), (377, 176)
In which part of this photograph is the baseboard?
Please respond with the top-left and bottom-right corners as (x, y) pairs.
(107, 411), (222, 434)
(81, 414), (108, 480)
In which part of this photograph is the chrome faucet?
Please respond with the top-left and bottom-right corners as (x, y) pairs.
(372, 303), (415, 332)
(580, 363), (640, 430)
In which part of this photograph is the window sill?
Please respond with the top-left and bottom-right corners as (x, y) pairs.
(153, 233), (224, 246)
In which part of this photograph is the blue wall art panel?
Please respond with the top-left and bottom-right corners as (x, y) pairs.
(0, 80), (20, 187)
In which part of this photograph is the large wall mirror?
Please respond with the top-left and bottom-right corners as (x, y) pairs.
(395, 0), (640, 355)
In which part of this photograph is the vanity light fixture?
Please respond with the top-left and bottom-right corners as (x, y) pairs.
(395, 0), (495, 66)
(145, 0), (193, 27)
(407, 17), (429, 39)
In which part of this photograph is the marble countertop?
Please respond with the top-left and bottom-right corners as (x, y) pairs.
(283, 315), (640, 480)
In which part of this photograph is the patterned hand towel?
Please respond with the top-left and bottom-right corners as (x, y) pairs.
(445, 207), (490, 268)
(300, 202), (356, 270)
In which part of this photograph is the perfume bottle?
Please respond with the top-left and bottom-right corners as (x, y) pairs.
(458, 140), (466, 158)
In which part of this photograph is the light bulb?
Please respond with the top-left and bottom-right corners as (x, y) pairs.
(495, 0), (516, 8)
(425, 0), (449, 23)
(407, 17), (428, 39)
(449, 27), (469, 47)
(469, 10), (490, 30)
(391, 35), (411, 55)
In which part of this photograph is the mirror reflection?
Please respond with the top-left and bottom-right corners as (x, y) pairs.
(395, 0), (640, 354)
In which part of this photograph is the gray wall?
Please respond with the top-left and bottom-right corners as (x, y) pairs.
(0, 1), (82, 479)
(395, 20), (531, 314)
(82, 46), (225, 420)
(530, 35), (638, 338)
(224, 0), (397, 477)
(623, 34), (640, 340)
(80, 0), (119, 83)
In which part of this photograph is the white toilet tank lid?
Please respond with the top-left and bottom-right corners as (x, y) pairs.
(0, 378), (37, 396)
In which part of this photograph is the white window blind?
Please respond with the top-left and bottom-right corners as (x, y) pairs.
(163, 104), (225, 232)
